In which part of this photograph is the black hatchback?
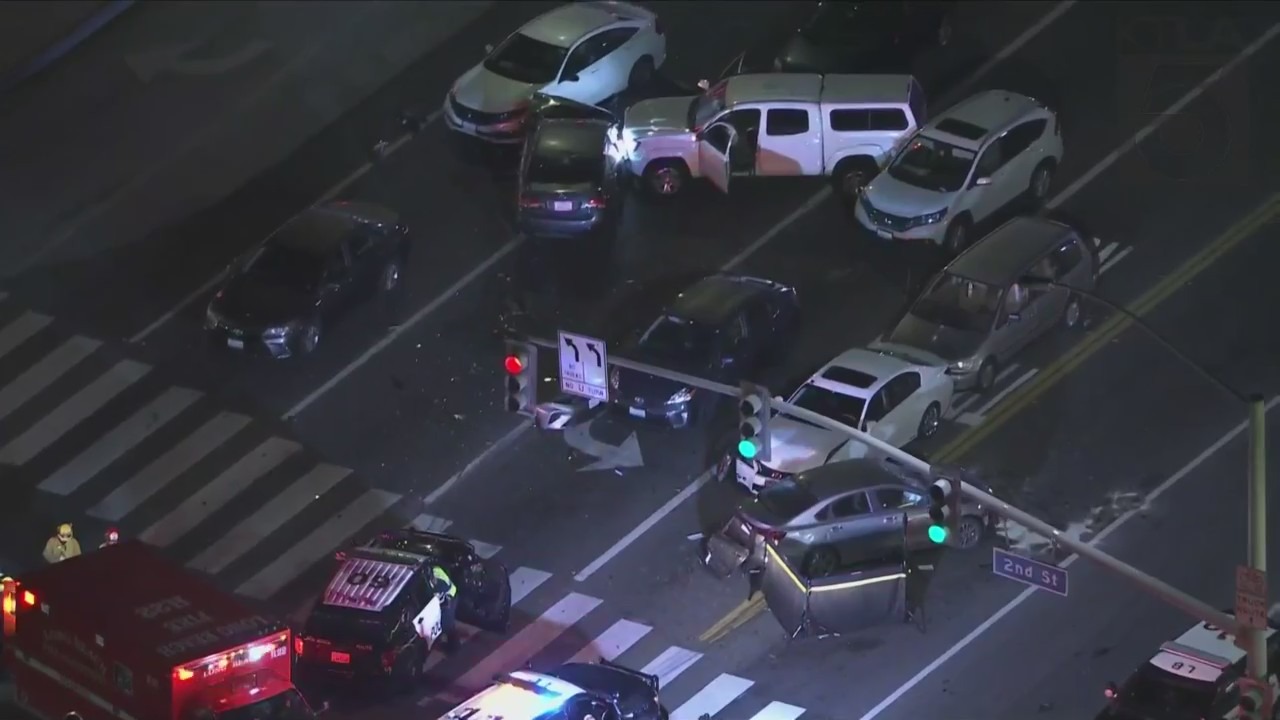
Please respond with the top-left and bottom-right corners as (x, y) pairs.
(516, 115), (624, 239)
(204, 201), (409, 359)
(609, 274), (800, 428)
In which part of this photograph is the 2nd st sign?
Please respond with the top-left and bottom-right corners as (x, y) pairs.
(992, 547), (1069, 597)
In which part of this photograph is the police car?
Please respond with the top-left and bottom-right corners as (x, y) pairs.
(440, 663), (667, 720)
(1097, 615), (1280, 719)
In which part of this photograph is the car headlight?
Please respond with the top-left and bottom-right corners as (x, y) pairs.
(263, 323), (294, 338)
(917, 208), (948, 225)
(948, 358), (979, 373)
(667, 387), (695, 405)
(609, 367), (620, 390)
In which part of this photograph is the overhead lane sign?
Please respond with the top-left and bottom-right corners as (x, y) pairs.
(559, 331), (609, 402)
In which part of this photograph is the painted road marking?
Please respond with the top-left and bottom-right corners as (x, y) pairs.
(1100, 245), (1133, 275)
(0, 311), (51, 360)
(671, 674), (755, 720)
(641, 646), (704, 689)
(0, 335), (100, 424)
(452, 592), (602, 692)
(1097, 243), (1117, 264)
(955, 369), (1038, 427)
(469, 539), (503, 559)
(946, 364), (1024, 418)
(567, 618), (652, 664)
(408, 513), (453, 532)
(748, 702), (808, 720)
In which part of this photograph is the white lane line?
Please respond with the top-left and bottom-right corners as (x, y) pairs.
(39, 386), (202, 496)
(946, 364), (1023, 418)
(568, 618), (652, 664)
(956, 369), (1038, 427)
(408, 513), (453, 533)
(671, 674), (755, 720)
(1048, 22), (1280, 210)
(942, 0), (1080, 104)
(422, 420), (531, 505)
(0, 311), (51, 360)
(575, 469), (712, 582)
(453, 592), (602, 692)
(641, 646), (703, 689)
(282, 234), (525, 419)
(1100, 245), (1134, 275)
(748, 702), (808, 720)
(0, 335), (100, 424)
(1097, 243), (1116, 264)
(856, 394), (1280, 720)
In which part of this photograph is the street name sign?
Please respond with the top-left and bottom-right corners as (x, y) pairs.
(992, 547), (1068, 597)
(558, 331), (609, 402)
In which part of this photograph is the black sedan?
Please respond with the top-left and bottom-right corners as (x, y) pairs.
(204, 201), (409, 358)
(608, 273), (799, 429)
(443, 662), (667, 720)
(721, 1), (953, 78)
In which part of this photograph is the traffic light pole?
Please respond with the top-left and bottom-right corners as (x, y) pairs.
(1247, 396), (1268, 682)
(519, 334), (1239, 634)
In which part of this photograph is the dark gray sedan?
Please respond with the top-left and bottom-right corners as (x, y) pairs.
(516, 113), (624, 239)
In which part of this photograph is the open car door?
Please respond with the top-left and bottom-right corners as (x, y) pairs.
(698, 122), (736, 194)
(456, 557), (512, 632)
(760, 542), (910, 638)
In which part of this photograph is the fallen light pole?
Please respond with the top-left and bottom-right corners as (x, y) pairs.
(521, 333), (1239, 637)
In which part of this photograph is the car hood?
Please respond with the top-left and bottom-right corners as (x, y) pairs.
(864, 172), (952, 218)
(213, 274), (316, 329)
(760, 415), (855, 474)
(614, 361), (697, 407)
(624, 96), (696, 137)
(452, 63), (537, 114)
(884, 315), (984, 363)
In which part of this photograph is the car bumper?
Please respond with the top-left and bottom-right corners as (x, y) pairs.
(206, 327), (294, 359)
(442, 99), (526, 144)
(518, 212), (610, 238)
(613, 398), (693, 428)
(946, 366), (981, 391)
(854, 202), (947, 244)
(732, 458), (798, 494)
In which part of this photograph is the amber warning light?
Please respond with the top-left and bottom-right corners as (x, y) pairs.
(504, 355), (525, 375)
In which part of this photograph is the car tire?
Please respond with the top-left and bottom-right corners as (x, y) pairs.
(976, 359), (997, 392)
(955, 515), (985, 550)
(642, 159), (689, 197)
(833, 156), (877, 198)
(378, 260), (402, 295)
(297, 320), (322, 356)
(802, 546), (838, 578)
(628, 55), (655, 91)
(918, 402), (942, 439)
(1062, 293), (1083, 329)
(943, 217), (971, 255)
(1029, 161), (1055, 207)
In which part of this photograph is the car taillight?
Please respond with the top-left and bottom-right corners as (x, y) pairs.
(584, 196), (606, 209)
(294, 637), (303, 655)
(760, 528), (787, 543)
(519, 195), (543, 209)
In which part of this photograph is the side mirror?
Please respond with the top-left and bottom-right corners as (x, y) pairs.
(484, 43), (495, 54)
(973, 176), (993, 187)
(563, 72), (580, 83)
(697, 79), (711, 91)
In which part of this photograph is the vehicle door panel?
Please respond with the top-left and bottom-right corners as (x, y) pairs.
(345, 232), (380, 299)
(990, 286), (1032, 358)
(875, 486), (930, 551)
(543, 32), (612, 104)
(454, 557), (511, 632)
(862, 388), (901, 447)
(1024, 255), (1065, 340)
(821, 491), (876, 563)
(760, 106), (821, 176)
(1004, 119), (1049, 189)
(321, 245), (357, 318)
(698, 123), (736, 193)
(969, 140), (1012, 220)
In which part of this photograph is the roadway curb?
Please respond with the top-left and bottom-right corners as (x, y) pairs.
(0, 0), (135, 98)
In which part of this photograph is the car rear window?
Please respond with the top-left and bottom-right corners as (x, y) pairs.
(528, 151), (602, 185)
(758, 483), (820, 518)
(304, 607), (387, 645)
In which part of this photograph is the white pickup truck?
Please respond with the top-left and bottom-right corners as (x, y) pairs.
(620, 73), (926, 197)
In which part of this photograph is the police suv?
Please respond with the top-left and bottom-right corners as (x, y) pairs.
(441, 664), (667, 720)
(1097, 616), (1280, 719)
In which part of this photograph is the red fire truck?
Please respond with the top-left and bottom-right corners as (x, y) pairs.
(2, 541), (319, 720)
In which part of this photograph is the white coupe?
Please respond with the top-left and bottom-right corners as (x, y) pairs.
(731, 344), (954, 492)
(444, 1), (666, 143)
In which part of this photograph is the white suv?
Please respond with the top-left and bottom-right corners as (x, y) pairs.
(855, 90), (1062, 254)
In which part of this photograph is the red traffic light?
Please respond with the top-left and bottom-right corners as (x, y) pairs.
(504, 355), (526, 375)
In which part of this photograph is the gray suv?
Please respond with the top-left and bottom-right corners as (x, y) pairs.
(707, 458), (992, 578)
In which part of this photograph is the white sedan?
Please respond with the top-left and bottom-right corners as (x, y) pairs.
(730, 344), (954, 492)
(444, 1), (666, 144)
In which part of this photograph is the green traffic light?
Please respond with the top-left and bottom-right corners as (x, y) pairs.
(738, 439), (758, 459)
(927, 525), (949, 544)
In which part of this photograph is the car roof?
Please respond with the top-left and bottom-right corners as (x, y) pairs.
(667, 274), (778, 326)
(271, 202), (396, 252)
(820, 74), (916, 105)
(923, 90), (1047, 151)
(1151, 618), (1276, 680)
(534, 118), (611, 157)
(320, 547), (422, 613)
(791, 457), (911, 498)
(808, 347), (911, 399)
(946, 216), (1077, 286)
(520, 3), (629, 48)
(725, 73), (914, 106)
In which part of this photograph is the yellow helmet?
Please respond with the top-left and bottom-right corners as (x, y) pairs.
(57, 523), (72, 535)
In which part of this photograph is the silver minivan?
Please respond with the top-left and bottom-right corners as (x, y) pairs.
(872, 216), (1098, 391)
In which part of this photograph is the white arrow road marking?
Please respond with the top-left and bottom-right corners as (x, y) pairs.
(126, 38), (272, 82)
(563, 418), (644, 472)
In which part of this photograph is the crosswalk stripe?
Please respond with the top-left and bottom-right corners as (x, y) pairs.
(38, 387), (202, 495)
(87, 411), (251, 522)
(568, 618), (651, 664)
(453, 592), (602, 692)
(236, 488), (401, 600)
(139, 437), (300, 547)
(641, 646), (703, 689)
(0, 358), (150, 465)
(671, 674), (755, 720)
(469, 540), (502, 559)
(747, 701), (807, 720)
(187, 463), (351, 575)
(408, 514), (452, 532)
(0, 335), (99, 424)
(508, 567), (552, 605)
(0, 311), (51, 360)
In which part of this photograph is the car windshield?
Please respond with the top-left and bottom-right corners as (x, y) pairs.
(689, 83), (727, 130)
(910, 273), (1000, 333)
(802, 2), (896, 44)
(528, 151), (601, 185)
(637, 316), (716, 364)
(218, 689), (314, 720)
(1111, 664), (1217, 719)
(243, 243), (326, 292)
(757, 482), (820, 518)
(483, 32), (568, 84)
(887, 134), (977, 193)
(787, 383), (866, 427)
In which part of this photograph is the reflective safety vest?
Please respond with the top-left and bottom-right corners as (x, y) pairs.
(432, 566), (456, 598)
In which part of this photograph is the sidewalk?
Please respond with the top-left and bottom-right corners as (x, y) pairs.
(0, 0), (132, 95)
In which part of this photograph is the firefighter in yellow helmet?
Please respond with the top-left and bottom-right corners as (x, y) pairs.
(430, 565), (460, 651)
(43, 524), (82, 564)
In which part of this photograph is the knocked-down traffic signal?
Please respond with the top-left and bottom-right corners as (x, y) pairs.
(927, 476), (961, 544)
(738, 382), (772, 463)
(1238, 677), (1272, 720)
(504, 339), (538, 415)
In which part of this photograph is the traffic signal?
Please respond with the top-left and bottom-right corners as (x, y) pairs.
(738, 382), (772, 463)
(1238, 677), (1272, 719)
(927, 476), (961, 544)
(503, 339), (538, 415)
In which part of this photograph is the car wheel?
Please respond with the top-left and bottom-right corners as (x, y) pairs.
(943, 218), (970, 255)
(643, 160), (688, 197)
(1029, 161), (1054, 206)
(298, 321), (322, 355)
(379, 261), (402, 294)
(976, 359), (997, 392)
(918, 402), (942, 439)
(955, 516), (984, 550)
(628, 55), (655, 91)
(1062, 293), (1083, 329)
(833, 157), (876, 198)
(802, 546), (838, 578)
